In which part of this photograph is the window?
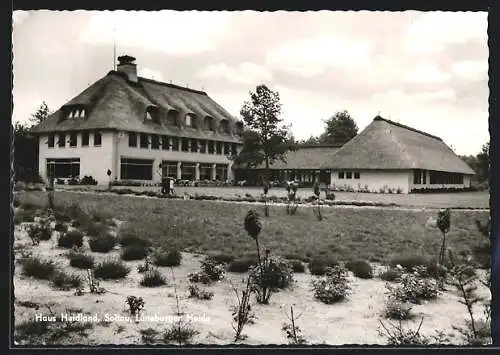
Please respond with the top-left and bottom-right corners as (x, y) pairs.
(48, 134), (55, 148)
(46, 158), (80, 179)
(185, 115), (192, 127)
(215, 164), (228, 181)
(81, 132), (89, 147)
(69, 132), (77, 147)
(94, 131), (102, 146)
(161, 135), (169, 150)
(204, 117), (214, 131)
(58, 133), (66, 148)
(354, 172), (360, 179)
(208, 141), (215, 154)
(200, 163), (211, 180)
(181, 138), (189, 152)
(68, 111), (74, 119)
(128, 132), (137, 147)
(219, 120), (230, 134)
(235, 122), (244, 136)
(166, 110), (178, 127)
(151, 134), (160, 150)
(78, 109), (85, 118)
(199, 140), (207, 153)
(146, 111), (153, 121)
(224, 142), (230, 155)
(422, 170), (426, 184)
(338, 171), (345, 179)
(171, 137), (179, 151)
(190, 139), (198, 153)
(429, 171), (464, 185)
(140, 133), (149, 148)
(161, 161), (178, 179)
(346, 172), (353, 179)
(181, 163), (196, 180)
(231, 143), (237, 156)
(120, 158), (153, 180)
(216, 141), (223, 155)
(413, 169), (422, 184)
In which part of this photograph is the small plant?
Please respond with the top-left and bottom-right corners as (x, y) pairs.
(94, 259), (130, 280)
(345, 260), (374, 279)
(26, 220), (52, 245)
(126, 296), (145, 316)
(68, 252), (95, 269)
(140, 328), (160, 344)
(137, 256), (154, 273)
(286, 183), (299, 215)
(282, 305), (307, 345)
(312, 264), (350, 304)
(379, 268), (402, 282)
(308, 257), (338, 276)
(249, 254), (294, 304)
(118, 233), (152, 247)
(188, 256), (225, 284)
(51, 271), (82, 290)
(140, 269), (167, 287)
(188, 284), (214, 300)
(377, 317), (427, 345)
(58, 230), (84, 248)
(153, 249), (182, 267)
(85, 221), (109, 238)
(312, 182), (322, 221)
(383, 299), (413, 320)
(22, 257), (56, 280)
(288, 260), (305, 273)
(89, 233), (117, 253)
(230, 277), (255, 342)
(385, 266), (439, 304)
(85, 269), (105, 294)
(121, 244), (148, 261)
(437, 208), (451, 265)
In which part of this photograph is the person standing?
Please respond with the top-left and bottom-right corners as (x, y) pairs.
(169, 178), (175, 195)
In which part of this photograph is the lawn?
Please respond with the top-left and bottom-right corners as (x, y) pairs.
(14, 190), (490, 263)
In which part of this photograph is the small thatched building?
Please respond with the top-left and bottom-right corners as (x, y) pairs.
(322, 116), (475, 193)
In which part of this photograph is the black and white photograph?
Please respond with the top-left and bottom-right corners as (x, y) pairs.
(11, 9), (492, 346)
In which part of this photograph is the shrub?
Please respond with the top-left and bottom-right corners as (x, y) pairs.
(54, 222), (68, 233)
(22, 257), (56, 280)
(153, 249), (182, 267)
(308, 257), (338, 276)
(118, 233), (152, 247)
(312, 264), (350, 304)
(68, 252), (95, 269)
(188, 257), (225, 284)
(209, 253), (235, 264)
(94, 259), (130, 280)
(345, 260), (374, 279)
(89, 233), (117, 253)
(249, 257), (294, 293)
(51, 271), (82, 290)
(380, 268), (402, 282)
(389, 255), (428, 272)
(15, 209), (36, 223)
(188, 284), (214, 300)
(58, 230), (84, 248)
(126, 296), (144, 315)
(140, 269), (167, 287)
(80, 175), (98, 185)
(228, 258), (257, 273)
(26, 222), (52, 243)
(85, 222), (109, 237)
(288, 260), (305, 273)
(386, 267), (439, 304)
(384, 299), (413, 320)
(121, 244), (148, 261)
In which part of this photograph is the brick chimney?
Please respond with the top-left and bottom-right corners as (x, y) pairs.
(117, 55), (138, 83)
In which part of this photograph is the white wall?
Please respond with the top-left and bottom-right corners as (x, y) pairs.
(330, 170), (411, 193)
(116, 134), (237, 182)
(38, 131), (114, 184)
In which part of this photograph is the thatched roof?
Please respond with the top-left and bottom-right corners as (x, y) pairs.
(235, 144), (343, 170)
(320, 116), (475, 175)
(30, 71), (242, 143)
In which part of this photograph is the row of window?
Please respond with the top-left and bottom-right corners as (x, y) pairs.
(128, 132), (239, 156)
(414, 170), (464, 185)
(48, 132), (102, 148)
(338, 171), (361, 179)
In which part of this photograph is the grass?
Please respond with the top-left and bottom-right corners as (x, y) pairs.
(15, 190), (490, 266)
(51, 271), (83, 290)
(68, 252), (95, 269)
(140, 269), (167, 287)
(94, 259), (130, 280)
(22, 257), (56, 280)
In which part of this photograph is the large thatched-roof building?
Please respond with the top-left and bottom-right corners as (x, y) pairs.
(322, 116), (475, 193)
(30, 55), (244, 185)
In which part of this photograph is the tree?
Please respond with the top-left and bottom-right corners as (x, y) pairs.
(320, 110), (358, 145)
(28, 101), (51, 127)
(476, 142), (489, 182)
(238, 85), (294, 176)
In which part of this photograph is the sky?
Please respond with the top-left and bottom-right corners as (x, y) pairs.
(12, 10), (489, 156)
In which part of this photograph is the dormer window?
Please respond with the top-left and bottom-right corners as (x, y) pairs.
(67, 107), (86, 119)
(219, 120), (230, 134)
(235, 121), (244, 136)
(78, 109), (85, 118)
(185, 115), (192, 127)
(204, 116), (215, 131)
(166, 110), (179, 127)
(145, 106), (158, 123)
(69, 111), (74, 119)
(146, 111), (152, 120)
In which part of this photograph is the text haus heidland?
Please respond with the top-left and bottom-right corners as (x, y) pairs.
(30, 55), (475, 194)
(30, 55), (245, 186)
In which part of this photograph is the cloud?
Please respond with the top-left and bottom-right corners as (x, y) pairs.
(79, 10), (232, 56)
(405, 11), (487, 54)
(450, 60), (488, 81)
(265, 35), (373, 77)
(404, 63), (451, 84)
(197, 62), (273, 85)
(138, 68), (164, 81)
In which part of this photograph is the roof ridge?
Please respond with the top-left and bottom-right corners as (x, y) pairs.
(373, 115), (443, 141)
